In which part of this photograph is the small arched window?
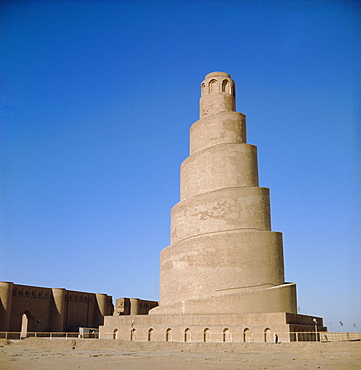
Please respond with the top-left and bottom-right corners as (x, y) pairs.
(201, 82), (206, 96)
(243, 328), (251, 342)
(223, 328), (231, 342)
(230, 83), (235, 96)
(113, 328), (118, 340)
(264, 328), (271, 342)
(148, 328), (154, 341)
(166, 328), (172, 342)
(209, 79), (218, 93)
(222, 79), (229, 93)
(184, 328), (191, 342)
(203, 328), (210, 342)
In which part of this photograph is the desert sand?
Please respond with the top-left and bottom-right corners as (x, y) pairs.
(1, 338), (360, 369)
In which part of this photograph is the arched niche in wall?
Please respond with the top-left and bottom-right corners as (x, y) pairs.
(209, 79), (218, 93)
(166, 328), (172, 342)
(148, 328), (154, 342)
(203, 328), (210, 342)
(184, 328), (191, 342)
(223, 328), (231, 342)
(243, 328), (252, 342)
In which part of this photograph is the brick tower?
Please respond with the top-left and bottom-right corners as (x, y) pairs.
(155, 71), (296, 315)
(100, 72), (326, 342)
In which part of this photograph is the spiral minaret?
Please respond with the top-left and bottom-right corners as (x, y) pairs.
(100, 72), (326, 341)
(154, 72), (297, 315)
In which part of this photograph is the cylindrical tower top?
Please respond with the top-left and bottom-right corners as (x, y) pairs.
(204, 71), (231, 79)
(200, 71), (235, 118)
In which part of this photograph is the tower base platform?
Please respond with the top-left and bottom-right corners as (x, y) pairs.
(99, 312), (326, 343)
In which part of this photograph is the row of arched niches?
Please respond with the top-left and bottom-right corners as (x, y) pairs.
(201, 78), (235, 96)
(112, 326), (275, 342)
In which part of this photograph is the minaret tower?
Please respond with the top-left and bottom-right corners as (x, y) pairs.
(100, 72), (326, 342)
(154, 72), (297, 315)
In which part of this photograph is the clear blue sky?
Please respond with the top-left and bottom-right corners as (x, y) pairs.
(1, 0), (360, 332)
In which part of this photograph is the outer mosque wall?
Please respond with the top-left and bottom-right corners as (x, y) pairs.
(113, 297), (158, 316)
(0, 281), (113, 332)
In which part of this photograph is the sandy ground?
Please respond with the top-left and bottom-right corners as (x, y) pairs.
(0, 338), (360, 369)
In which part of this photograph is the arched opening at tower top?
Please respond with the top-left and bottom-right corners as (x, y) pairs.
(209, 79), (218, 93)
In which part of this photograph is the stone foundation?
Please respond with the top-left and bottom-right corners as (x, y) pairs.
(99, 312), (326, 343)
